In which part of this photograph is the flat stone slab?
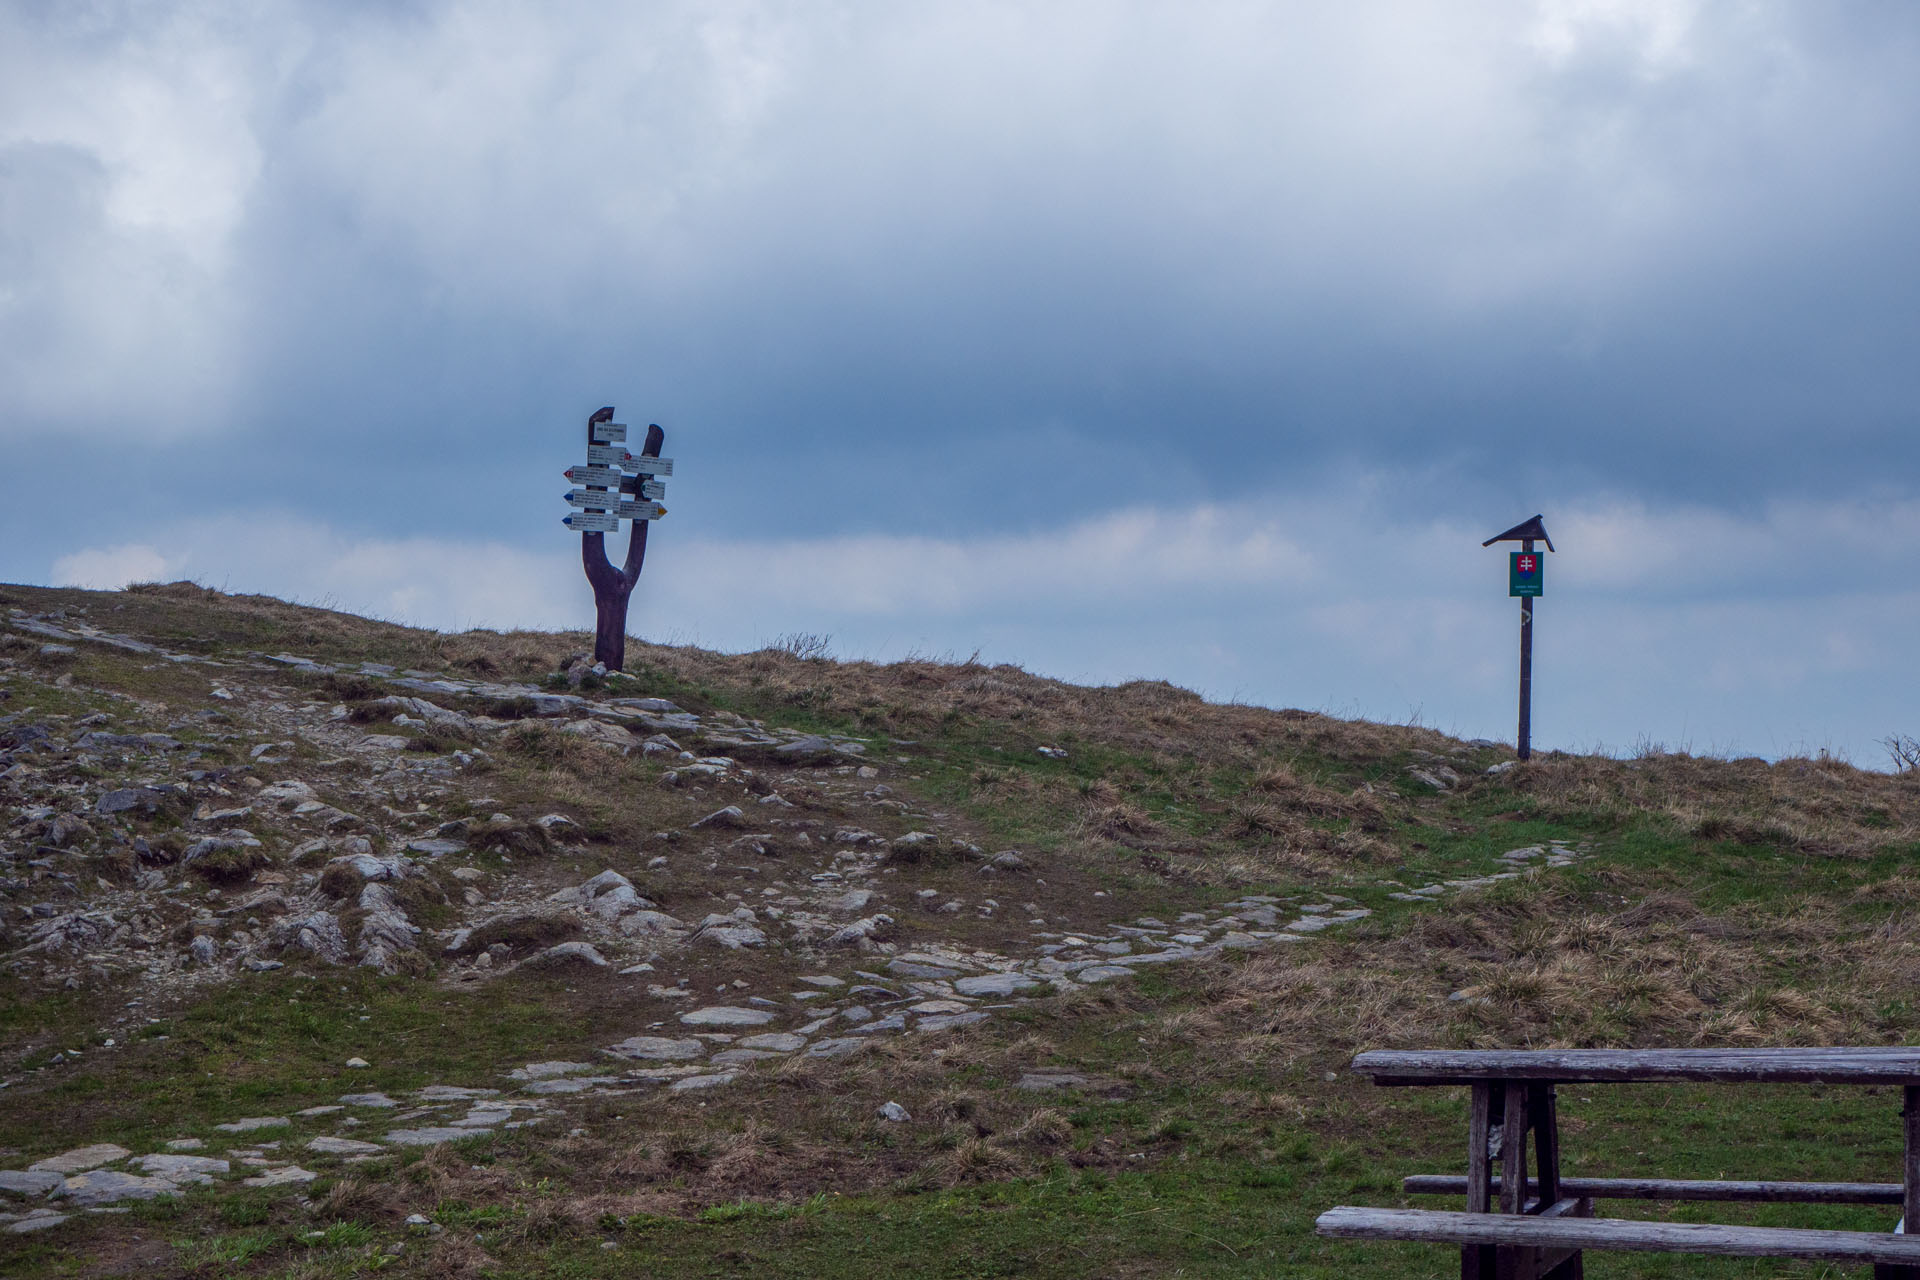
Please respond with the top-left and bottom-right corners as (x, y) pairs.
(1074, 965), (1136, 983)
(679, 1006), (775, 1028)
(213, 1117), (289, 1133)
(796, 975), (845, 988)
(415, 1086), (500, 1101)
(384, 1128), (487, 1147)
(307, 1136), (385, 1156)
(805, 1037), (867, 1058)
(709, 1049), (785, 1067)
(886, 960), (964, 980)
(953, 973), (1042, 997)
(7, 1212), (70, 1233)
(907, 999), (972, 1015)
(1016, 1071), (1095, 1091)
(736, 1032), (808, 1052)
(668, 1072), (738, 1093)
(508, 1061), (598, 1081)
(338, 1093), (398, 1108)
(129, 1154), (229, 1181)
(295, 1105), (345, 1117)
(29, 1144), (131, 1175)
(242, 1166), (317, 1187)
(0, 1171), (66, 1197)
(605, 1035), (707, 1061)
(162, 1138), (206, 1151)
(53, 1170), (178, 1206)
(916, 1011), (991, 1033)
(522, 1078), (596, 1094)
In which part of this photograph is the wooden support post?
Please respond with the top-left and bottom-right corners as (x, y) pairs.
(1877, 1086), (1920, 1280)
(1501, 1085), (1529, 1215)
(1517, 537), (1534, 761)
(1496, 1084), (1532, 1280)
(1531, 1085), (1561, 1207)
(578, 409), (665, 672)
(1466, 1084), (1499, 1280)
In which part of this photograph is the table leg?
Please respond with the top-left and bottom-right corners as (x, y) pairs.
(1464, 1084), (1499, 1280)
(1530, 1084), (1561, 1207)
(1494, 1085), (1534, 1280)
(1876, 1085), (1920, 1280)
(1530, 1084), (1583, 1280)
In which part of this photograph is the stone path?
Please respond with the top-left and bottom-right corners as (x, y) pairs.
(0, 608), (1588, 1222)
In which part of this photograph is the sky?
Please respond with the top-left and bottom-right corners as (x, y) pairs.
(4, 0), (1919, 764)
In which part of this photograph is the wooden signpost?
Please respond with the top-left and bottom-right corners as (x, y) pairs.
(1482, 515), (1554, 761)
(565, 406), (673, 671)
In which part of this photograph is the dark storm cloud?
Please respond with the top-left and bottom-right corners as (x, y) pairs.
(7, 1), (1920, 762)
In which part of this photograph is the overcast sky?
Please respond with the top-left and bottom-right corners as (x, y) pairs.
(4, 1), (1919, 763)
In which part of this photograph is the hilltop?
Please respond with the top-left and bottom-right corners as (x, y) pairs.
(3, 580), (1918, 1278)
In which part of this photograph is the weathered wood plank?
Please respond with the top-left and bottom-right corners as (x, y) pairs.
(1317, 1207), (1920, 1264)
(1404, 1175), (1906, 1204)
(1500, 1084), (1529, 1215)
(1353, 1047), (1920, 1086)
(1468, 1084), (1495, 1214)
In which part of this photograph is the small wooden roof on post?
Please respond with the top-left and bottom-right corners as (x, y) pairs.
(1481, 514), (1554, 553)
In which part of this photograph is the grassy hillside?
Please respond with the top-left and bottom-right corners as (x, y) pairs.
(2, 580), (1917, 1278)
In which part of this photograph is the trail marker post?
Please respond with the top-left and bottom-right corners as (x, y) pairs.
(1482, 515), (1554, 761)
(564, 406), (674, 671)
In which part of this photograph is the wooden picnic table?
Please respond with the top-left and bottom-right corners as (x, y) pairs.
(1317, 1047), (1920, 1279)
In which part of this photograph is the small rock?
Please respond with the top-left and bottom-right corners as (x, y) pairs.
(877, 1101), (912, 1123)
(345, 1057), (371, 1069)
(522, 941), (609, 969)
(339, 1092), (397, 1107)
(307, 1136), (385, 1156)
(691, 805), (745, 829)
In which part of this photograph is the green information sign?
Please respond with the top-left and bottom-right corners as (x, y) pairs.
(1509, 550), (1544, 598)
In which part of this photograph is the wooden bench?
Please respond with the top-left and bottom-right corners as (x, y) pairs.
(1315, 1047), (1920, 1278)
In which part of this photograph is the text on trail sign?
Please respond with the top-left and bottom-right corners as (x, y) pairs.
(563, 510), (620, 533)
(564, 465), (621, 487)
(1509, 550), (1543, 598)
(590, 421), (627, 444)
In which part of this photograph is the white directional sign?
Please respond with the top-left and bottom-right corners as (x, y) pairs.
(632, 478), (666, 500)
(616, 501), (667, 521)
(590, 421), (627, 445)
(586, 444), (629, 468)
(564, 465), (621, 487)
(565, 490), (618, 509)
(620, 454), (673, 476)
(563, 510), (621, 533)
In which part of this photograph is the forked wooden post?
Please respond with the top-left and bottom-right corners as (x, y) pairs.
(579, 408), (666, 671)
